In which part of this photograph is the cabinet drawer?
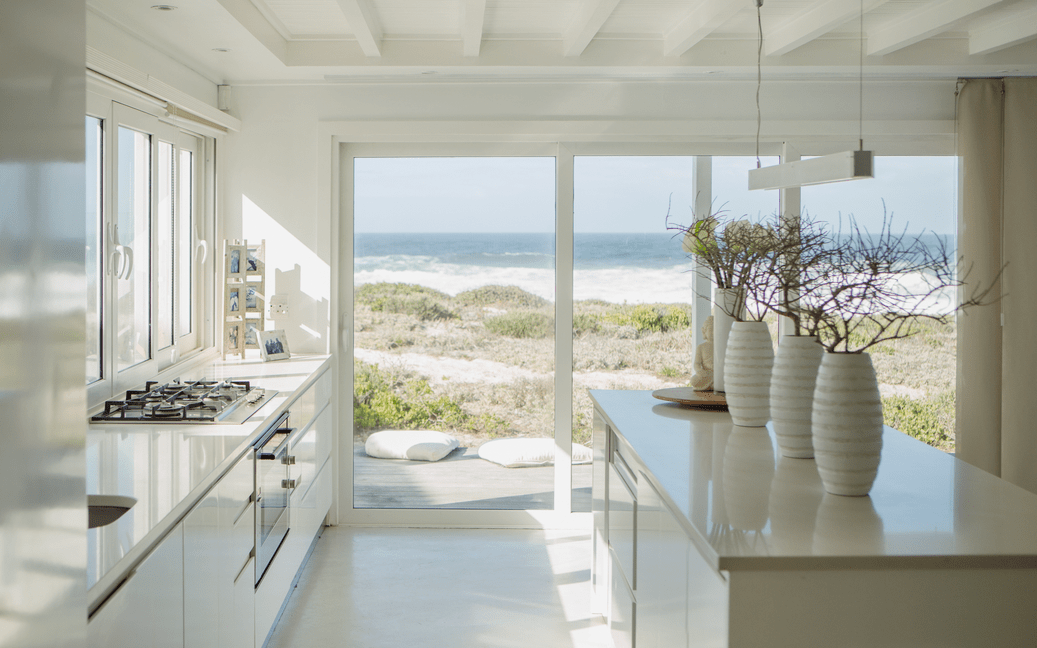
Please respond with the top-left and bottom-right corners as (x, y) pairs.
(89, 524), (184, 648)
(225, 555), (255, 648)
(610, 552), (636, 648)
(289, 370), (329, 435)
(609, 460), (636, 591)
(229, 500), (255, 564)
(218, 452), (254, 520)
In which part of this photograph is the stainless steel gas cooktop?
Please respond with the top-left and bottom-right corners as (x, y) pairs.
(90, 379), (276, 424)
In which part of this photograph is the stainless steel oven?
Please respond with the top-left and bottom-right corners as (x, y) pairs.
(254, 410), (294, 586)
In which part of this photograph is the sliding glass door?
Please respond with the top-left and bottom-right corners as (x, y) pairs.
(351, 154), (559, 510)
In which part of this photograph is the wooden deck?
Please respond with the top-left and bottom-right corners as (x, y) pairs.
(352, 443), (593, 510)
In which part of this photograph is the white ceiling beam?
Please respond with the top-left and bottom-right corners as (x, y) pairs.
(214, 0), (288, 63)
(970, 4), (1037, 54)
(335, 0), (383, 58)
(867, 0), (1004, 57)
(664, 0), (744, 58)
(462, 0), (487, 57)
(563, 0), (622, 57)
(765, 0), (890, 57)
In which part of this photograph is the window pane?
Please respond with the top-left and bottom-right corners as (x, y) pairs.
(179, 149), (193, 337)
(802, 156), (958, 452)
(157, 141), (174, 350)
(85, 116), (102, 384)
(116, 127), (152, 371)
(353, 156), (556, 510)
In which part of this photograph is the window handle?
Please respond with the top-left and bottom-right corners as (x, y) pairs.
(109, 247), (124, 278)
(195, 239), (209, 265)
(119, 246), (134, 280)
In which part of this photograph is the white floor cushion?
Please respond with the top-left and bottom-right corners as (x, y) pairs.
(478, 438), (593, 468)
(365, 430), (459, 462)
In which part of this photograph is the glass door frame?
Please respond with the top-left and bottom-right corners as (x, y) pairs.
(337, 141), (579, 528)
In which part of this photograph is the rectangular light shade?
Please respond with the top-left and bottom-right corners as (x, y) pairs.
(748, 149), (874, 190)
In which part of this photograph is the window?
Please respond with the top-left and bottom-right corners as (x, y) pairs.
(86, 98), (212, 404)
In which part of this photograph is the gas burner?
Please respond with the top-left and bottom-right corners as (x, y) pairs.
(91, 379), (276, 424)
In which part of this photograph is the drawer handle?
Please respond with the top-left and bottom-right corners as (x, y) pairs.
(233, 553), (254, 586)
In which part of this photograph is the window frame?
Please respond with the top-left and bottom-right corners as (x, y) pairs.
(86, 91), (216, 408)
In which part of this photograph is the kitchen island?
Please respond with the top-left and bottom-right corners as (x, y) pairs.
(87, 353), (332, 648)
(590, 389), (1037, 648)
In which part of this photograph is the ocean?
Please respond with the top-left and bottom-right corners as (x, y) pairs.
(354, 232), (957, 309)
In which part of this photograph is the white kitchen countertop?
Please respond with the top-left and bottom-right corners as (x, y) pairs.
(87, 354), (331, 605)
(590, 389), (1037, 572)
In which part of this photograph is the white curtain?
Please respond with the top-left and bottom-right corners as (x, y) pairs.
(956, 77), (1037, 494)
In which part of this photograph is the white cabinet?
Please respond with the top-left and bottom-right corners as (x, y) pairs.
(185, 487), (221, 648)
(636, 476), (688, 648)
(217, 452), (255, 648)
(89, 524), (185, 648)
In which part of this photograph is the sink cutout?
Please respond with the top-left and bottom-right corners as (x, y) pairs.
(88, 495), (137, 529)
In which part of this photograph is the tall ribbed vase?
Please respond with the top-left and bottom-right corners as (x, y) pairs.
(770, 335), (824, 458)
(712, 288), (743, 393)
(724, 321), (774, 427)
(811, 352), (884, 497)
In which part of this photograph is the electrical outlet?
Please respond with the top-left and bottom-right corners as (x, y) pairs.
(269, 294), (289, 318)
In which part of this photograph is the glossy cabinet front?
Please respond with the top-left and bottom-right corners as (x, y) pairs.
(218, 453), (255, 648)
(185, 487), (221, 648)
(89, 524), (184, 648)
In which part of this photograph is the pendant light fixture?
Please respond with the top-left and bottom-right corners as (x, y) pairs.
(748, 0), (874, 191)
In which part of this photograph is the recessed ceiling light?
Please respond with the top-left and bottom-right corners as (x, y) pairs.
(151, 4), (177, 10)
(706, 70), (722, 75)
(421, 71), (437, 75)
(213, 48), (231, 53)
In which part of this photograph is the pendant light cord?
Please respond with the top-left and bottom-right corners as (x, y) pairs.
(756, 1), (763, 169)
(859, 0), (864, 151)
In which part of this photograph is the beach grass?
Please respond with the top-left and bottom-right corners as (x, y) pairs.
(353, 282), (957, 452)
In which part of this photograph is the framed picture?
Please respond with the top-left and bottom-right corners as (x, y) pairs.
(244, 321), (260, 347)
(224, 322), (242, 352)
(245, 282), (264, 313)
(225, 286), (241, 314)
(259, 329), (290, 361)
(226, 244), (246, 280)
(246, 245), (264, 276)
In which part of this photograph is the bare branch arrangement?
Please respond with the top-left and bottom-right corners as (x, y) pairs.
(666, 204), (779, 322)
(793, 211), (1002, 353)
(669, 199), (1002, 353)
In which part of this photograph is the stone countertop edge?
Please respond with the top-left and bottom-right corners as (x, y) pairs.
(87, 355), (331, 615)
(589, 388), (1037, 575)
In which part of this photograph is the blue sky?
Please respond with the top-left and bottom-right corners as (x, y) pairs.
(354, 155), (958, 235)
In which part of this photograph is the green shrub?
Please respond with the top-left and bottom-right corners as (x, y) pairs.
(355, 283), (456, 321)
(883, 391), (955, 451)
(455, 285), (548, 309)
(356, 282), (449, 305)
(572, 313), (600, 336)
(603, 304), (690, 334)
(484, 311), (554, 339)
(353, 359), (507, 434)
(383, 294), (457, 321)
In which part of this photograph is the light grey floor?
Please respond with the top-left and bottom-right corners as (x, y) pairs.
(353, 443), (593, 510)
(266, 527), (608, 648)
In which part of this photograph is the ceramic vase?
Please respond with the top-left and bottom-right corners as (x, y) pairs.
(770, 335), (824, 458)
(811, 352), (884, 497)
(724, 321), (774, 427)
(712, 288), (744, 393)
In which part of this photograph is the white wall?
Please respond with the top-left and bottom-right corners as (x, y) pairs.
(220, 77), (957, 354)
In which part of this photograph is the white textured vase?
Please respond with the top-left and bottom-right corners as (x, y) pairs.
(811, 352), (884, 497)
(770, 335), (824, 458)
(712, 288), (743, 393)
(724, 321), (774, 427)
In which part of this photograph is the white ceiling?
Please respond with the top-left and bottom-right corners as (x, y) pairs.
(88, 0), (1037, 84)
